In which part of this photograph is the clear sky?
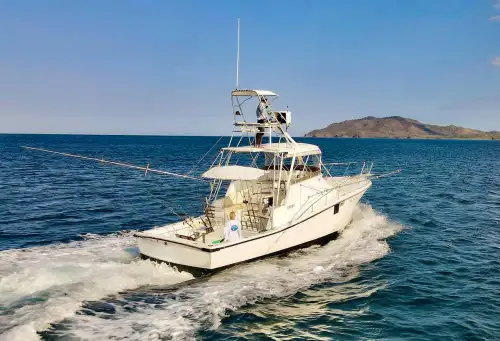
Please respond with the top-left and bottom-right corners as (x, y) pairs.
(1, 0), (499, 135)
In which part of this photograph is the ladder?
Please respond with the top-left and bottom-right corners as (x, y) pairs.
(240, 181), (274, 232)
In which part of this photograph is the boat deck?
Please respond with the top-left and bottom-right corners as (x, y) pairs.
(138, 216), (262, 247)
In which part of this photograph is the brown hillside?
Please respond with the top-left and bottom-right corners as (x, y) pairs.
(305, 116), (500, 140)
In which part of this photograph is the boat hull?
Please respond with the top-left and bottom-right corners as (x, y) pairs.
(137, 187), (368, 277)
(140, 230), (340, 277)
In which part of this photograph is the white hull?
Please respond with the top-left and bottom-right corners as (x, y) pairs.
(136, 179), (370, 275)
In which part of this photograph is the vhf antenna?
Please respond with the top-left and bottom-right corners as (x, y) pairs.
(236, 17), (240, 89)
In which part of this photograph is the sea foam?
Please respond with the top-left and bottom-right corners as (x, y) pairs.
(0, 204), (402, 341)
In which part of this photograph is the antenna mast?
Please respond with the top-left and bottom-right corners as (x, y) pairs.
(236, 17), (240, 89)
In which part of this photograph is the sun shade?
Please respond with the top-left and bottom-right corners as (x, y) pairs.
(201, 165), (268, 180)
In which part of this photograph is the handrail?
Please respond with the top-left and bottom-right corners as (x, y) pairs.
(292, 179), (371, 222)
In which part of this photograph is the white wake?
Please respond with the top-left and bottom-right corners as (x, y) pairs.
(0, 231), (192, 341)
(0, 204), (402, 341)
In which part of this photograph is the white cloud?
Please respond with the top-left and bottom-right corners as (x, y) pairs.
(495, 1), (500, 10)
(492, 56), (500, 67)
(490, 15), (500, 21)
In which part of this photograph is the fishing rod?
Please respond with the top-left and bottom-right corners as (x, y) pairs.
(21, 146), (209, 182)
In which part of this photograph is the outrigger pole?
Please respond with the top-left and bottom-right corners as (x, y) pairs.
(21, 146), (207, 182)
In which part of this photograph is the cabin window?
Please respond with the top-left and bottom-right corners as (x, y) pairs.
(334, 203), (340, 214)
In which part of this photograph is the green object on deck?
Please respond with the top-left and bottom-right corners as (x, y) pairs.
(212, 239), (223, 244)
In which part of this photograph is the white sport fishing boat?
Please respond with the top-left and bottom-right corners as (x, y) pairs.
(134, 88), (374, 276)
(22, 19), (399, 277)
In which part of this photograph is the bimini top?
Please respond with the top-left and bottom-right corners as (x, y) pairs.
(222, 142), (321, 158)
(231, 89), (278, 97)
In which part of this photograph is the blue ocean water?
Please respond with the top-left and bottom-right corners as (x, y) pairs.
(0, 134), (499, 341)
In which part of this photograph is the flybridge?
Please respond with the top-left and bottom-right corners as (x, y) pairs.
(230, 87), (293, 145)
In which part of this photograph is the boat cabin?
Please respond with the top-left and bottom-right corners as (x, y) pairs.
(201, 144), (323, 232)
(175, 89), (328, 241)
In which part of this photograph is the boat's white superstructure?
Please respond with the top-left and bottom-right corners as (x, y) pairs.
(134, 89), (373, 275)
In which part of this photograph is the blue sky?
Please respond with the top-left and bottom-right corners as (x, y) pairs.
(0, 0), (499, 135)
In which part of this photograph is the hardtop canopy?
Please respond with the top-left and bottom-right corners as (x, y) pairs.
(231, 89), (278, 97)
(222, 142), (322, 158)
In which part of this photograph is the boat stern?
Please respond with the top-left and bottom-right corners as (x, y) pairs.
(135, 232), (213, 273)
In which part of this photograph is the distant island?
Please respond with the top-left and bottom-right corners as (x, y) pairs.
(305, 116), (500, 140)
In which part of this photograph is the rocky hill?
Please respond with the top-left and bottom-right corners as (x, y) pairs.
(305, 116), (500, 140)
